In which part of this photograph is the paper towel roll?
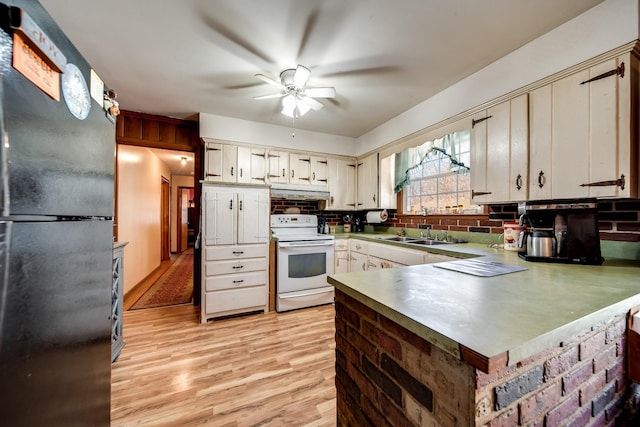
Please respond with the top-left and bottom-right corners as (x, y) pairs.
(366, 210), (388, 224)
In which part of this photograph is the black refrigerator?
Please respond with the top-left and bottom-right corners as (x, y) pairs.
(0, 1), (114, 425)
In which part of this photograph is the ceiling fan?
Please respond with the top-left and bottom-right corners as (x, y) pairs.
(253, 65), (336, 118)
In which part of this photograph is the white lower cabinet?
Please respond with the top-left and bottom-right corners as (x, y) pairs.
(349, 240), (368, 272)
(334, 239), (350, 274)
(201, 244), (268, 322)
(345, 239), (459, 273)
(200, 184), (270, 323)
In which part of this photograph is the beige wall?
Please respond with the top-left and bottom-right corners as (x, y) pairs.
(116, 145), (171, 294)
(170, 174), (195, 253)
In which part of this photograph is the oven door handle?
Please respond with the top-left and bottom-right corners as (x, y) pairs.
(279, 288), (334, 298)
(278, 241), (335, 248)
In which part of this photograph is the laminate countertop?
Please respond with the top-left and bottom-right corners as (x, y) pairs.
(327, 236), (640, 372)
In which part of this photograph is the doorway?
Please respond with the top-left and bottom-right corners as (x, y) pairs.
(161, 178), (171, 261)
(177, 186), (195, 253)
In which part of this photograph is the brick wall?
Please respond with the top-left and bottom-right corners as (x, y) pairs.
(335, 289), (640, 426)
(272, 199), (640, 242)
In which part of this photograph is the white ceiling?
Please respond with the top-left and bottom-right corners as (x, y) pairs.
(40, 0), (604, 138)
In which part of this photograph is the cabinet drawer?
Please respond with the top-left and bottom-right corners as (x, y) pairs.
(205, 258), (267, 276)
(349, 239), (368, 253)
(205, 244), (268, 260)
(335, 239), (349, 252)
(369, 243), (424, 265)
(204, 271), (266, 292)
(424, 252), (459, 264)
(204, 287), (266, 315)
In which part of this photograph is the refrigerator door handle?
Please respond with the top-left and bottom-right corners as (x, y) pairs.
(0, 82), (8, 217)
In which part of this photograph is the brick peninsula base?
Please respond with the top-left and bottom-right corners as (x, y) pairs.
(334, 289), (640, 426)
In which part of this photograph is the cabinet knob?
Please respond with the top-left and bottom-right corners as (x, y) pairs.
(231, 166), (234, 176)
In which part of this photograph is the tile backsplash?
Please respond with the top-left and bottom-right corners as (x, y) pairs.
(271, 199), (640, 243)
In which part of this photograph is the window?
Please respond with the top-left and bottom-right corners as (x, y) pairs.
(400, 130), (480, 214)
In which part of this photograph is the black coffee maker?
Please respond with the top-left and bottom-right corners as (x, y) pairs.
(517, 199), (604, 265)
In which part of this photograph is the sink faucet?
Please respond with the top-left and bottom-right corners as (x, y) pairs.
(425, 225), (432, 240)
(442, 230), (448, 242)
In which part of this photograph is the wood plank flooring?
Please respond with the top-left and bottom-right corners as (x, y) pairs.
(111, 304), (337, 426)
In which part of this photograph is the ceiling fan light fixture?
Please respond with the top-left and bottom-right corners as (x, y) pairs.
(281, 94), (297, 117)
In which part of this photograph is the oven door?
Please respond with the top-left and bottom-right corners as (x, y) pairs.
(276, 240), (335, 311)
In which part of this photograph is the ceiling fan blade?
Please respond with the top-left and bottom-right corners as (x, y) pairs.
(293, 65), (311, 88)
(253, 93), (285, 100)
(255, 74), (283, 89)
(300, 96), (323, 111)
(304, 87), (336, 98)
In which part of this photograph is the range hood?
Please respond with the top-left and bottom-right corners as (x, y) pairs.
(270, 183), (330, 200)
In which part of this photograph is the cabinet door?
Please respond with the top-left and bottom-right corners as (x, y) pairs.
(551, 70), (590, 199)
(203, 187), (236, 245)
(529, 85), (553, 200)
(326, 158), (357, 210)
(334, 250), (350, 273)
(357, 153), (378, 209)
(237, 188), (270, 244)
(237, 147), (267, 184)
(471, 95), (529, 203)
(379, 154), (397, 209)
(266, 150), (289, 184)
(509, 94), (529, 200)
(222, 144), (238, 183)
(311, 156), (328, 186)
(204, 142), (223, 181)
(289, 153), (312, 184)
(349, 251), (368, 272)
(587, 57), (624, 198)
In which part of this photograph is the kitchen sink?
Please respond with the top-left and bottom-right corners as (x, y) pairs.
(377, 236), (466, 246)
(378, 236), (421, 242)
(406, 239), (448, 246)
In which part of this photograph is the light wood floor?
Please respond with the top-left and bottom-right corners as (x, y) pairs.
(111, 304), (337, 426)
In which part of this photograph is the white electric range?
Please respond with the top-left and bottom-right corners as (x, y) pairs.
(270, 215), (335, 312)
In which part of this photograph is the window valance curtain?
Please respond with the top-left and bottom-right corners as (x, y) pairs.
(393, 131), (470, 193)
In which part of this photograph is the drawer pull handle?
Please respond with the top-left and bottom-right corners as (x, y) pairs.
(232, 265), (244, 269)
(232, 280), (244, 284)
(232, 251), (244, 255)
(538, 171), (546, 188)
(515, 174), (523, 190)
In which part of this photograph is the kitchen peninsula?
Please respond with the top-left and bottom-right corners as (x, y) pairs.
(328, 243), (640, 426)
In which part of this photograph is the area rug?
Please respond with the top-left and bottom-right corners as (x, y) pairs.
(130, 250), (194, 310)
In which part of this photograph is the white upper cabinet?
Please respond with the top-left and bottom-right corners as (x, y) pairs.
(266, 150), (289, 184)
(471, 94), (529, 204)
(288, 152), (311, 185)
(326, 157), (357, 210)
(237, 146), (267, 184)
(357, 153), (379, 209)
(288, 153), (328, 186)
(204, 142), (238, 182)
(379, 154), (397, 209)
(311, 156), (328, 186)
(202, 186), (270, 246)
(529, 53), (636, 200)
